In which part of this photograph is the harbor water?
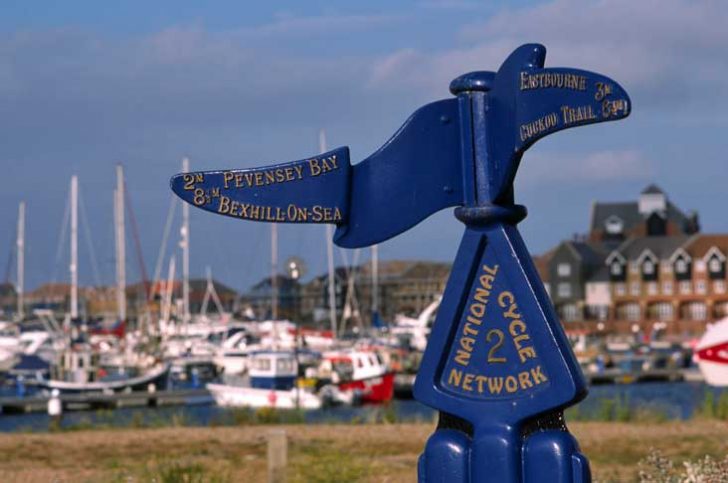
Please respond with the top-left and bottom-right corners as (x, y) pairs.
(0, 381), (724, 433)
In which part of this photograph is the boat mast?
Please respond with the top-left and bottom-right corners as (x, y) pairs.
(114, 164), (127, 322)
(162, 255), (176, 324)
(70, 176), (79, 319)
(16, 201), (25, 320)
(181, 158), (191, 332)
(271, 223), (278, 320)
(320, 129), (337, 338)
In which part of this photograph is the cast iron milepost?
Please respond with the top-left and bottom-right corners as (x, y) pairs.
(171, 44), (630, 482)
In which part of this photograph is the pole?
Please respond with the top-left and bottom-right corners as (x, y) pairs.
(271, 223), (278, 320)
(162, 255), (176, 325)
(70, 176), (78, 319)
(16, 201), (25, 320)
(115, 164), (127, 322)
(320, 129), (337, 338)
(181, 158), (191, 333)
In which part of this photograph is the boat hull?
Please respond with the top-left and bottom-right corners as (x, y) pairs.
(338, 372), (395, 404)
(38, 364), (170, 395)
(207, 383), (322, 410)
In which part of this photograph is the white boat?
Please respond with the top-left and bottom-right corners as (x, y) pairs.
(207, 350), (324, 409)
(207, 383), (321, 409)
(695, 317), (728, 386)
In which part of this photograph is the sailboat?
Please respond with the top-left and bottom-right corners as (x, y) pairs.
(38, 172), (169, 395)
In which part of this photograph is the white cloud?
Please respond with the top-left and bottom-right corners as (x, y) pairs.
(521, 149), (653, 184)
(368, 0), (728, 111)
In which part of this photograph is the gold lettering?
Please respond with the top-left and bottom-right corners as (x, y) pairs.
(487, 377), (504, 394)
(460, 336), (475, 353)
(498, 291), (514, 308)
(229, 200), (239, 217)
(483, 264), (499, 275)
(518, 346), (537, 363)
(509, 319), (527, 336)
(462, 373), (474, 392)
(518, 371), (533, 389)
(454, 350), (470, 366)
(309, 159), (321, 176)
(470, 302), (485, 318)
(531, 366), (548, 384)
(223, 172), (233, 189)
(218, 195), (231, 214)
(505, 376), (518, 393)
(476, 375), (487, 393)
(448, 368), (463, 387)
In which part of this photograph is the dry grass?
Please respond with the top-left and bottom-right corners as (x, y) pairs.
(0, 421), (724, 482)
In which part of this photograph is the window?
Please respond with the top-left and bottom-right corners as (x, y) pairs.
(652, 302), (674, 321)
(647, 282), (658, 295)
(561, 304), (580, 321)
(643, 260), (655, 275)
(714, 280), (726, 294)
(557, 263), (571, 277)
(679, 281), (692, 295)
(676, 258), (688, 273)
(276, 358), (295, 374)
(686, 302), (707, 321)
(611, 262), (622, 276)
(625, 304), (641, 321)
(709, 258), (722, 273)
(557, 283), (572, 298)
(662, 281), (673, 295)
(696, 280), (707, 294)
(605, 216), (624, 234)
(630, 282), (641, 296)
(616, 283), (626, 296)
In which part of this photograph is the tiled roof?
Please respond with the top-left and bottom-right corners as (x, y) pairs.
(611, 235), (691, 260)
(683, 234), (728, 259)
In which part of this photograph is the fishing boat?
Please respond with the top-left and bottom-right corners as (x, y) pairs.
(207, 350), (323, 409)
(319, 349), (394, 404)
(695, 316), (728, 386)
(37, 341), (170, 394)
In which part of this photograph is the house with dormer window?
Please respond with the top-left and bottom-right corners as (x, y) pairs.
(588, 184), (698, 243)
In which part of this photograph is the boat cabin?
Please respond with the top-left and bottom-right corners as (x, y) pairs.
(249, 351), (298, 390)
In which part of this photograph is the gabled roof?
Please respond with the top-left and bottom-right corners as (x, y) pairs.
(611, 235), (691, 261)
(683, 234), (728, 261)
(589, 198), (690, 234)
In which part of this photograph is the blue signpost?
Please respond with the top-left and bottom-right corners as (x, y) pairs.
(171, 44), (630, 482)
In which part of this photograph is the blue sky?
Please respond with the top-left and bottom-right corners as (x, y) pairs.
(1, 0), (727, 293)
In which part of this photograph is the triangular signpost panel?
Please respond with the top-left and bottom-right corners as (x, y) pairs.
(171, 44), (631, 483)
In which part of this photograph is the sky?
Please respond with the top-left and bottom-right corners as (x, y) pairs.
(1, 0), (727, 294)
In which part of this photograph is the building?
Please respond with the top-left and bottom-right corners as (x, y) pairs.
(249, 260), (451, 329)
(538, 184), (725, 337)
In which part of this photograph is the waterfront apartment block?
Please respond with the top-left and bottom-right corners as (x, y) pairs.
(539, 185), (725, 337)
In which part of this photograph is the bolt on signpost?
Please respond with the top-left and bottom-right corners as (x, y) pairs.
(171, 44), (630, 482)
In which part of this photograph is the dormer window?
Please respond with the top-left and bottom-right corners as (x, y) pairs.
(604, 216), (624, 235)
(607, 252), (627, 282)
(611, 263), (622, 276)
(672, 252), (692, 281)
(638, 250), (658, 281)
(704, 248), (726, 280)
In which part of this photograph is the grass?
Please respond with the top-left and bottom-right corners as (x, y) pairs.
(0, 421), (724, 482)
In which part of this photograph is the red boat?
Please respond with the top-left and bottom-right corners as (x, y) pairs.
(320, 350), (394, 404)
